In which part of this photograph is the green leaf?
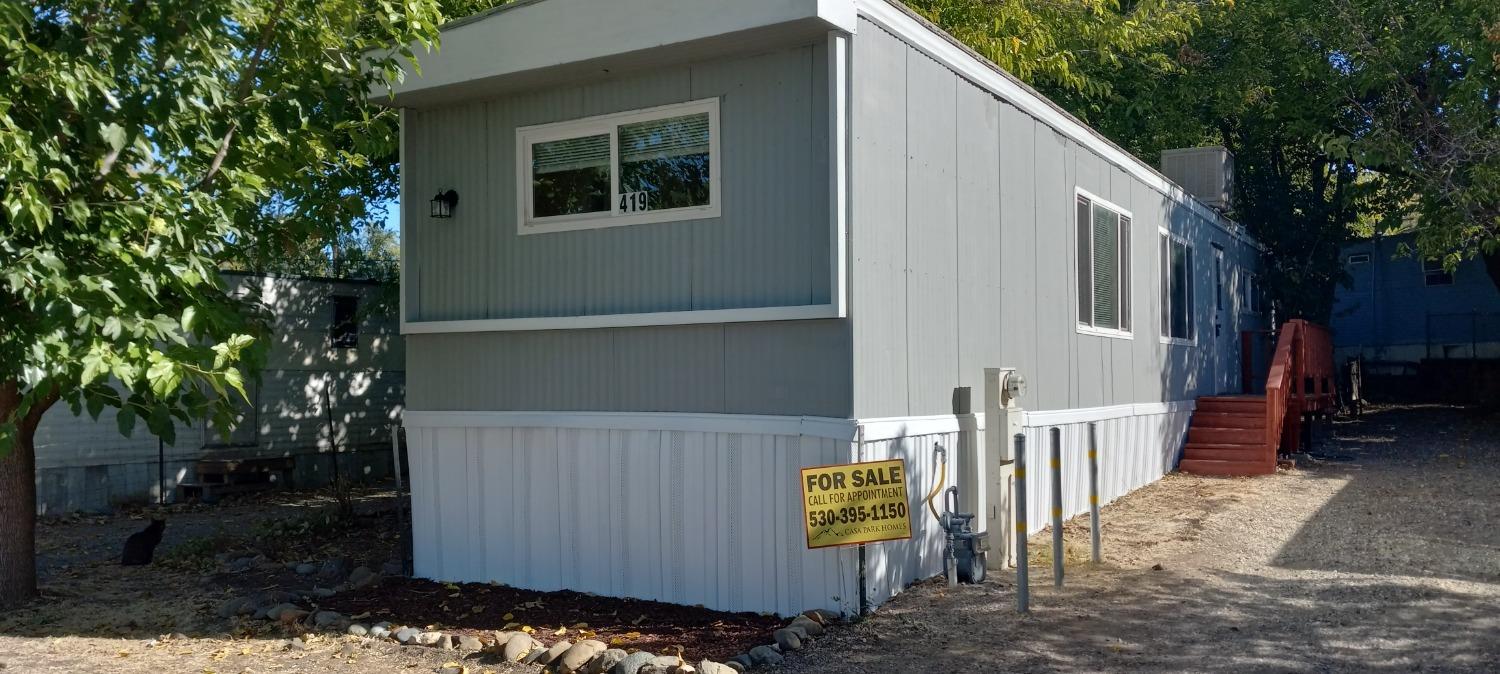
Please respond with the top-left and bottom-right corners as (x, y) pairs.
(116, 407), (137, 437)
(146, 358), (181, 398)
(100, 122), (126, 151)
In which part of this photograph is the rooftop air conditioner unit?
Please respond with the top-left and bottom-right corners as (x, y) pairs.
(1161, 146), (1234, 212)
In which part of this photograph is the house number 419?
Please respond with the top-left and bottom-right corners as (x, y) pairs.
(620, 191), (650, 214)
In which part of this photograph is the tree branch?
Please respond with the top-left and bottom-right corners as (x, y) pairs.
(192, 0), (288, 192)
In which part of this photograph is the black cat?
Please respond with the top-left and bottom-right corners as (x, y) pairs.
(121, 518), (166, 566)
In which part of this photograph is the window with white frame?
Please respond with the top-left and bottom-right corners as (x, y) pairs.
(1075, 191), (1132, 335)
(1159, 230), (1195, 342)
(516, 99), (720, 234)
(1422, 258), (1454, 286)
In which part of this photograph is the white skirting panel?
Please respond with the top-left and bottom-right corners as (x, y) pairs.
(853, 428), (961, 608)
(1017, 402), (1194, 536)
(403, 413), (862, 617)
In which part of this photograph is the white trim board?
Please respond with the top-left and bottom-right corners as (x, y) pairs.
(853, 400), (1199, 442)
(852, 0), (1262, 252)
(400, 303), (840, 334)
(403, 410), (858, 441)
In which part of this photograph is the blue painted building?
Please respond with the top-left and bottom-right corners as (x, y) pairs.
(1331, 233), (1500, 363)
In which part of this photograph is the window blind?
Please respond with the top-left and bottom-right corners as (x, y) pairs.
(619, 113), (711, 163)
(1091, 204), (1119, 330)
(532, 134), (610, 175)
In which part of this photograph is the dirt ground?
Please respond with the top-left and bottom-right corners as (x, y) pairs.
(4, 404), (1497, 673)
(0, 486), (775, 673)
(784, 404), (1500, 673)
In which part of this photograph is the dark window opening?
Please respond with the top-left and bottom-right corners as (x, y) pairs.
(331, 295), (359, 349)
(1422, 259), (1453, 286)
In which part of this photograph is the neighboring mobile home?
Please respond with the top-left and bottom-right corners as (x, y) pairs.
(34, 272), (405, 514)
(384, 0), (1265, 616)
(1332, 233), (1500, 363)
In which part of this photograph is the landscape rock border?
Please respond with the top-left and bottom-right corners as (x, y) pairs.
(221, 573), (840, 673)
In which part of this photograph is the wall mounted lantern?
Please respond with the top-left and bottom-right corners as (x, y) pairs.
(429, 189), (459, 219)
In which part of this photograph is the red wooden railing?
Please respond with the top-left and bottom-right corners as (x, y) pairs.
(1260, 320), (1338, 457)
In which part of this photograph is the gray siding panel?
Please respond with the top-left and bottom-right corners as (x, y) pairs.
(404, 43), (831, 323)
(954, 84), (1003, 399)
(406, 321), (851, 417)
(903, 50), (960, 416)
(850, 17), (1264, 417)
(850, 24), (911, 418)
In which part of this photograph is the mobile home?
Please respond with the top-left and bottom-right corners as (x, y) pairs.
(385, 0), (1265, 616)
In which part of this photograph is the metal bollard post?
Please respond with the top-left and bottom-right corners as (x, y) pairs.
(1050, 427), (1064, 587)
(1013, 433), (1029, 613)
(1088, 422), (1102, 564)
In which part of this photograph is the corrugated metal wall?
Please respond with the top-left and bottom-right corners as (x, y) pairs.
(855, 429), (959, 608)
(850, 19), (1266, 419)
(405, 422), (861, 617)
(1017, 405), (1194, 537)
(402, 42), (832, 323)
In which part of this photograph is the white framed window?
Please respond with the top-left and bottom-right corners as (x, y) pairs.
(1075, 189), (1132, 338)
(515, 98), (721, 235)
(1422, 258), (1454, 286)
(1159, 229), (1196, 344)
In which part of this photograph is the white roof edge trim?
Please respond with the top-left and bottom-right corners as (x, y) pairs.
(853, 0), (1263, 253)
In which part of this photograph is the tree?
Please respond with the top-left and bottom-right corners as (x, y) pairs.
(1312, 0), (1500, 285)
(0, 0), (442, 608)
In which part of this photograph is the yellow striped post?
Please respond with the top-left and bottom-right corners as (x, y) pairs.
(1049, 427), (1064, 588)
(1088, 422), (1102, 564)
(1014, 433), (1029, 613)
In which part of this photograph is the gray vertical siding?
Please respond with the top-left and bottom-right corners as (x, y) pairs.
(403, 42), (832, 323)
(405, 320), (852, 417)
(850, 18), (1265, 418)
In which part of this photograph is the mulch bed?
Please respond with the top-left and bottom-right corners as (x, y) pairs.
(321, 577), (784, 662)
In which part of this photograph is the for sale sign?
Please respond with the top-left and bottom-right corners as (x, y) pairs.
(800, 459), (913, 549)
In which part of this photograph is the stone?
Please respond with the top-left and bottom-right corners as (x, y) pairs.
(439, 665), (465, 674)
(225, 556), (257, 574)
(697, 660), (735, 674)
(789, 615), (824, 637)
(394, 627), (422, 645)
(611, 651), (656, 674)
(318, 558), (352, 582)
(436, 634), (454, 650)
(748, 645), (783, 667)
(502, 634), (541, 662)
(347, 566), (380, 590)
(347, 624), (368, 637)
(536, 640), (572, 666)
(312, 587), (337, 599)
(369, 625), (391, 639)
(217, 597), (249, 618)
(773, 628), (802, 652)
(724, 662), (745, 674)
(786, 624), (810, 642)
(457, 635), (483, 651)
(416, 631), (443, 646)
(288, 638), (306, 651)
(583, 648), (629, 674)
(381, 559), (405, 576)
(486, 631), (516, 652)
(550, 640), (607, 673)
(801, 609), (838, 626)
(312, 611), (345, 628)
(295, 563), (317, 575)
(726, 654), (752, 670)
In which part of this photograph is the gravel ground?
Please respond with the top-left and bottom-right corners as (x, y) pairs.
(783, 404), (1500, 673)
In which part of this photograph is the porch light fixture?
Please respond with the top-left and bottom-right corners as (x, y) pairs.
(429, 189), (459, 219)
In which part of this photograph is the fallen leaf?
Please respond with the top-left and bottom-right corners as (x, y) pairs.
(552, 627), (567, 636)
(502, 613), (514, 621)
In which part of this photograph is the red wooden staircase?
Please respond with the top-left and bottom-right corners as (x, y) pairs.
(1179, 320), (1337, 477)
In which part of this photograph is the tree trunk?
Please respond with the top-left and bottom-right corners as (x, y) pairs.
(0, 382), (53, 609)
(0, 424), (37, 609)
